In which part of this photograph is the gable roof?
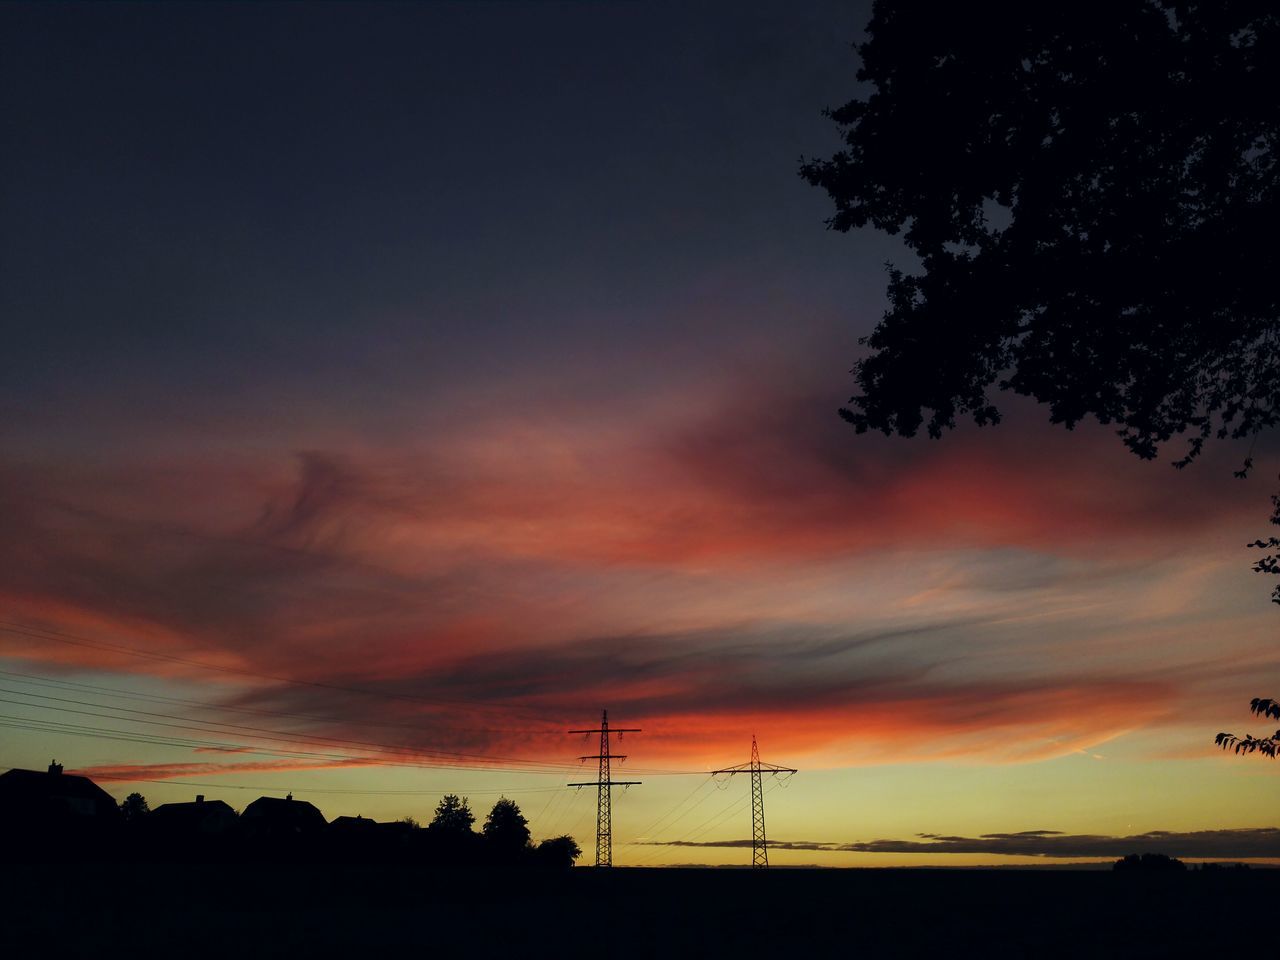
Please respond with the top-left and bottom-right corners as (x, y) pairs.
(0, 767), (119, 819)
(330, 814), (378, 831)
(148, 798), (238, 835)
(241, 795), (327, 833)
(152, 798), (236, 816)
(151, 798), (237, 821)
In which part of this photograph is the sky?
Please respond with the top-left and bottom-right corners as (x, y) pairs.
(2, 1), (1279, 867)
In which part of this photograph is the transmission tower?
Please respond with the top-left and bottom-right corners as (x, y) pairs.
(568, 709), (640, 867)
(710, 736), (797, 868)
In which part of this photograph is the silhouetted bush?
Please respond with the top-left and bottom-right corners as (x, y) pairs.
(534, 835), (582, 869)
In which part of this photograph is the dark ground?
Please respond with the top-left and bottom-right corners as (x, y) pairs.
(1, 862), (1273, 957)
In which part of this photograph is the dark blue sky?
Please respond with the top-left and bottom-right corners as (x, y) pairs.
(3, 1), (889, 452)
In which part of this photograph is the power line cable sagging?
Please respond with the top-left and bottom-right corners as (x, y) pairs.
(0, 625), (742, 853)
(0, 619), (557, 721)
(0, 624), (698, 777)
(627, 775), (789, 867)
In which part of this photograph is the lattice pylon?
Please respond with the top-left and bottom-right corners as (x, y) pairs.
(750, 736), (768, 867)
(596, 718), (611, 865)
(711, 735), (798, 869)
(568, 709), (641, 866)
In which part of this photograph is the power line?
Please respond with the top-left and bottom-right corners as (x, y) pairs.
(66, 770), (568, 797)
(0, 715), (584, 777)
(626, 793), (750, 866)
(0, 668), (566, 737)
(563, 793), (596, 845)
(681, 778), (786, 848)
(545, 782), (591, 837)
(626, 776), (714, 843)
(540, 787), (571, 836)
(530, 783), (565, 825)
(663, 792), (745, 842)
(0, 657), (699, 775)
(627, 778), (787, 866)
(0, 619), (556, 723)
(0, 686), (588, 772)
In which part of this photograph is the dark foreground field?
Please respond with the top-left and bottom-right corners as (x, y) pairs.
(1, 862), (1274, 957)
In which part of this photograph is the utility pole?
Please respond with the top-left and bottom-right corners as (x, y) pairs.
(710, 736), (797, 869)
(568, 709), (641, 867)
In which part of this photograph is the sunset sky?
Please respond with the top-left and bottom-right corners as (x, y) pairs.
(3, 1), (1279, 867)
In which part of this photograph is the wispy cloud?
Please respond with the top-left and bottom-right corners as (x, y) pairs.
(1, 387), (1272, 769)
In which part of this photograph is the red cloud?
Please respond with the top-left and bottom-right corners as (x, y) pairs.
(0, 385), (1268, 776)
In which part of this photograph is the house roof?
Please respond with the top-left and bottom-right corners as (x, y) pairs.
(148, 798), (238, 834)
(241, 795), (327, 832)
(151, 798), (237, 820)
(330, 814), (377, 830)
(0, 767), (119, 818)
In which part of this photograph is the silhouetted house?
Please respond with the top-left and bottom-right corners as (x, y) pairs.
(377, 820), (414, 841)
(0, 762), (119, 830)
(329, 814), (378, 835)
(239, 793), (327, 838)
(327, 814), (415, 861)
(149, 795), (238, 836)
(329, 814), (414, 841)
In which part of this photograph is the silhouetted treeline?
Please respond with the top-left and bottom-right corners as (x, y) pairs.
(1111, 853), (1252, 874)
(0, 764), (580, 868)
(1112, 853), (1186, 873)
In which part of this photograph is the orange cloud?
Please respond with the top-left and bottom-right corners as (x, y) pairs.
(0, 387), (1269, 778)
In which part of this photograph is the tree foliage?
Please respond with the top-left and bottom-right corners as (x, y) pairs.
(802, 1), (1280, 470)
(535, 834), (583, 869)
(428, 794), (474, 836)
(481, 797), (530, 857)
(1216, 697), (1280, 756)
(1113, 852), (1186, 873)
(1249, 492), (1280, 603)
(119, 792), (149, 823)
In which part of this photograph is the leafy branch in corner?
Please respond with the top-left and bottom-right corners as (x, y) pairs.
(802, 2), (1280, 476)
(1249, 491), (1280, 605)
(1216, 698), (1280, 757)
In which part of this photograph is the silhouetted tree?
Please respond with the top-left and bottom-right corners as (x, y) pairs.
(1251, 493), (1280, 604)
(535, 834), (582, 869)
(398, 815), (421, 830)
(1216, 698), (1280, 757)
(420, 794), (478, 864)
(1216, 501), (1280, 755)
(119, 792), (149, 823)
(427, 795), (473, 836)
(803, 5), (1280, 795)
(802, 4), (1279, 484)
(482, 797), (530, 861)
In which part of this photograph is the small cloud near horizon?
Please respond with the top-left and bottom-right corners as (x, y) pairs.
(643, 827), (1280, 860)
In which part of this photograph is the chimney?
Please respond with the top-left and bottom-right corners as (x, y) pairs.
(195, 795), (204, 804)
(48, 760), (63, 775)
(286, 792), (293, 801)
